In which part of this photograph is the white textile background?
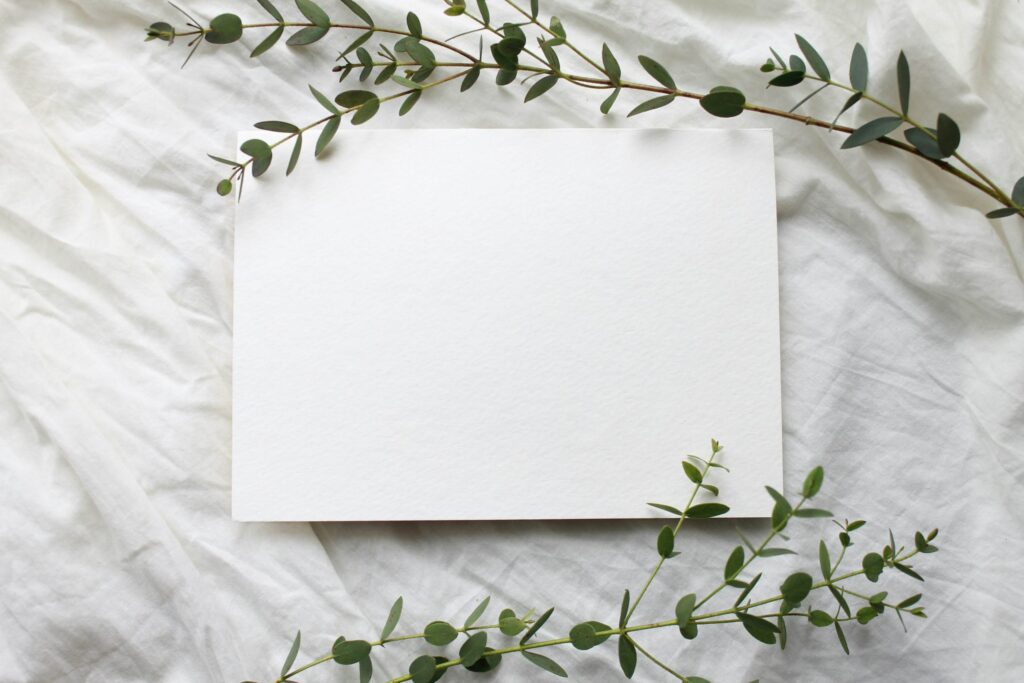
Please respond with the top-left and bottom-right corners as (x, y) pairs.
(0, 0), (1022, 681)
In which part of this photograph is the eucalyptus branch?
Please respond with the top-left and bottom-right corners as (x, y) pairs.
(242, 438), (938, 683)
(146, 0), (1024, 226)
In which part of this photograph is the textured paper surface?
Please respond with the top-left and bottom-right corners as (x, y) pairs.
(233, 129), (781, 521)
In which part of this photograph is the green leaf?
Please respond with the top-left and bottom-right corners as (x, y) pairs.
(398, 90), (421, 116)
(936, 113), (960, 157)
(409, 655), (436, 683)
(780, 572), (812, 604)
(795, 34), (829, 80)
(381, 596), (403, 641)
(862, 552), (884, 582)
(445, 2), (466, 16)
(359, 656), (372, 683)
(281, 630), (301, 677)
(461, 66), (481, 91)
(519, 607), (553, 645)
(850, 42), (868, 91)
(336, 89), (376, 108)
(208, 154), (242, 168)
(648, 502), (682, 516)
(766, 487), (791, 529)
(287, 26), (329, 45)
(638, 55), (676, 89)
(793, 508), (833, 518)
(286, 134), (302, 175)
(600, 87), (620, 115)
(530, 0), (539, 19)
(897, 50), (911, 116)
(257, 0), (284, 21)
(251, 26), (284, 57)
(498, 609), (525, 636)
(699, 86), (745, 118)
(686, 502), (730, 518)
(464, 596), (490, 629)
(255, 120), (299, 133)
(724, 546), (744, 580)
(819, 540), (832, 580)
(315, 116), (339, 157)
(682, 461), (703, 484)
(618, 590), (629, 628)
(602, 43), (621, 84)
(406, 11), (422, 38)
(898, 594), (922, 609)
(737, 613), (779, 644)
(459, 632), (487, 667)
(339, 30), (373, 57)
(392, 73), (423, 90)
(768, 70), (804, 87)
(830, 585), (851, 617)
(733, 572), (762, 607)
(894, 562), (924, 581)
(569, 622), (610, 650)
(618, 636), (637, 678)
(549, 16), (565, 39)
(145, 21), (174, 42)
(296, 0), (330, 27)
(856, 605), (877, 624)
(476, 0), (490, 25)
(424, 621), (458, 646)
(340, 0), (374, 26)
(841, 116), (902, 149)
(216, 178), (233, 196)
(835, 621), (850, 654)
(309, 85), (339, 114)
(1013, 177), (1024, 206)
(831, 91), (862, 128)
(525, 74), (559, 102)
(808, 610), (833, 627)
(674, 593), (696, 632)
(657, 525), (675, 558)
(240, 139), (272, 177)
(759, 547), (795, 557)
(904, 127), (943, 160)
(205, 13), (243, 44)
(802, 466), (824, 498)
(789, 55), (806, 72)
(986, 207), (1019, 219)
(333, 639), (371, 665)
(522, 651), (567, 678)
(539, 41), (560, 70)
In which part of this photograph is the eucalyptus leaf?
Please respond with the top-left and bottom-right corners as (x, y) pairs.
(381, 596), (403, 641)
(600, 87), (620, 115)
(332, 639), (371, 665)
(648, 502), (682, 516)
(808, 610), (833, 627)
(399, 90), (422, 116)
(424, 621), (458, 646)
(205, 13), (243, 44)
(904, 127), (943, 160)
(406, 11), (422, 38)
(522, 651), (567, 678)
(461, 66), (481, 91)
(897, 50), (911, 116)
(257, 0), (284, 21)
(675, 593), (696, 632)
(686, 502), (730, 518)
(936, 113), (960, 157)
(295, 0), (330, 28)
(657, 525), (675, 558)
(251, 26), (284, 57)
(524, 74), (559, 102)
(700, 86), (745, 118)
(409, 655), (436, 683)
(724, 546), (744, 580)
(1013, 177), (1024, 206)
(340, 0), (374, 26)
(850, 42), (868, 91)
(819, 540), (832, 580)
(618, 636), (637, 678)
(638, 55), (676, 89)
(841, 116), (902, 149)
(795, 34), (830, 80)
(737, 613), (778, 645)
(768, 70), (805, 87)
(519, 607), (553, 645)
(286, 134), (302, 175)
(863, 552), (884, 582)
(255, 120), (300, 133)
(602, 43), (621, 84)
(802, 466), (824, 498)
(339, 30), (373, 57)
(780, 572), (812, 604)
(464, 596), (490, 629)
(281, 630), (301, 677)
(287, 26), (329, 45)
(459, 632), (488, 667)
(986, 207), (1019, 219)
(216, 178), (233, 196)
(314, 116), (340, 157)
(476, 0), (490, 24)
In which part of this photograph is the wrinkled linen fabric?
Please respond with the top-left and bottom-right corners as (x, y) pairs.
(1, 0), (1022, 681)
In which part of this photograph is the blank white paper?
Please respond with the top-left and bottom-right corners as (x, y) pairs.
(233, 129), (781, 521)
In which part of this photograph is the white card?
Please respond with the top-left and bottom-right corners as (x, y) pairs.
(233, 129), (781, 521)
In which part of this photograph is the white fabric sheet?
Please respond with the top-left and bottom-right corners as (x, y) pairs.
(1, 0), (1022, 681)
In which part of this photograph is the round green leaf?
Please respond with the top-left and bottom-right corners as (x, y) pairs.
(768, 70), (805, 87)
(657, 525), (675, 558)
(332, 638), (371, 665)
(424, 621), (458, 646)
(1012, 176), (1024, 207)
(863, 552), (884, 582)
(459, 632), (487, 667)
(498, 609), (525, 636)
(780, 572), (813, 604)
(205, 13), (243, 44)
(700, 86), (745, 118)
(216, 178), (232, 196)
(680, 620), (698, 640)
(465, 648), (502, 673)
(904, 127), (943, 160)
(335, 90), (377, 108)
(409, 654), (436, 683)
(808, 610), (834, 627)
(675, 593), (696, 633)
(569, 622), (600, 650)
(724, 545), (745, 580)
